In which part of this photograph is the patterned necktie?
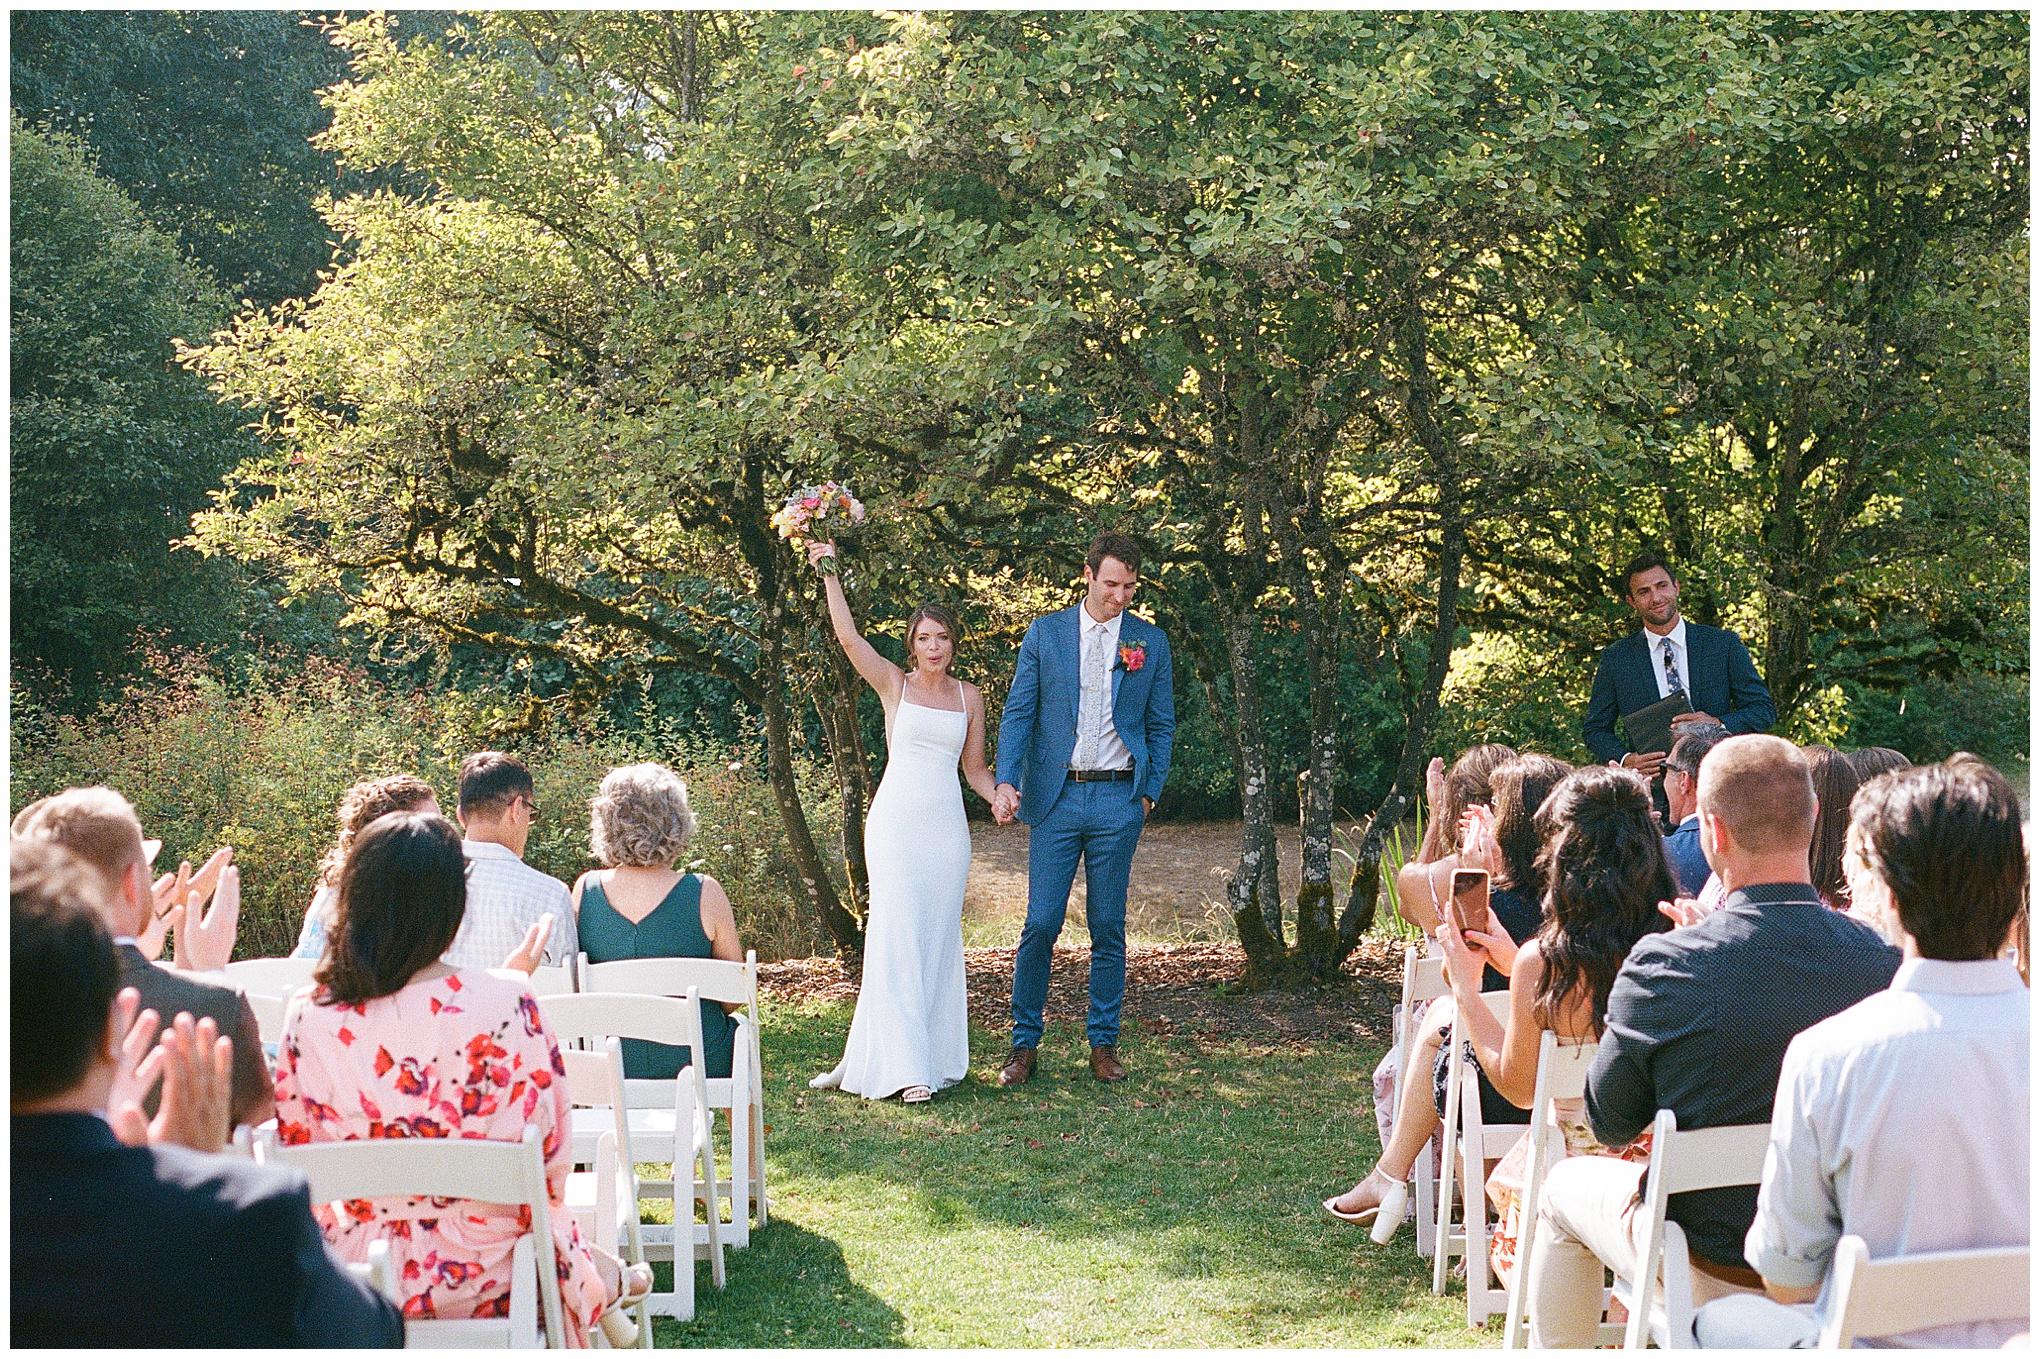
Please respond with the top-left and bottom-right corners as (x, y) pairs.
(1075, 623), (1109, 768)
(1661, 636), (1684, 696)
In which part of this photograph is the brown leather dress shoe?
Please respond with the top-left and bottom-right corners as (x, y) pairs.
(998, 1046), (1037, 1087)
(1090, 1045), (1127, 1083)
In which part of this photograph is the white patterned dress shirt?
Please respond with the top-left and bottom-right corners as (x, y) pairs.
(448, 840), (577, 969)
(1746, 956), (2029, 1347)
(1072, 603), (1132, 771)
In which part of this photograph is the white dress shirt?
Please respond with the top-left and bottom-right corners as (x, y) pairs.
(1071, 602), (1133, 771)
(448, 840), (577, 969)
(1746, 956), (2029, 1347)
(1644, 616), (1689, 701)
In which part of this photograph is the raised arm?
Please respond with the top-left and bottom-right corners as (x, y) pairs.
(809, 541), (902, 700)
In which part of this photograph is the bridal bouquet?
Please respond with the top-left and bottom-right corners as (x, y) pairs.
(771, 480), (867, 575)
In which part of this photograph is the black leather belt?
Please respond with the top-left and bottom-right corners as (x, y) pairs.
(1066, 768), (1135, 782)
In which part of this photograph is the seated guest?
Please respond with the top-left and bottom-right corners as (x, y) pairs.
(449, 752), (577, 969)
(1801, 745), (1860, 910)
(1695, 757), (2029, 1348)
(1394, 743), (1519, 932)
(275, 811), (649, 1345)
(1661, 725), (1729, 896)
(12, 837), (402, 1347)
(1523, 735), (1900, 1348)
(13, 787), (272, 1129)
(1432, 765), (1677, 1283)
(1326, 754), (1566, 1238)
(293, 773), (440, 959)
(1843, 745), (1911, 782)
(572, 763), (744, 1081)
(12, 795), (234, 970)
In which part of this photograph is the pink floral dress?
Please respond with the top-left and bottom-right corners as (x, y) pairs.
(275, 968), (607, 1343)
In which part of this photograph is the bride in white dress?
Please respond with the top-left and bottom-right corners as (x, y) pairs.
(805, 540), (999, 1102)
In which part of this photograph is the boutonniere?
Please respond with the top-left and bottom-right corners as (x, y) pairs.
(1118, 642), (1146, 673)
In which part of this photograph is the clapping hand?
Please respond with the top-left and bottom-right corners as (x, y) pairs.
(146, 847), (233, 964)
(109, 1001), (233, 1154)
(502, 913), (555, 975)
(174, 863), (240, 973)
(1460, 804), (1504, 878)
(1658, 896), (1709, 929)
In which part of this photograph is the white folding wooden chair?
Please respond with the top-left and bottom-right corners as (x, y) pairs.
(558, 1037), (651, 1350)
(1431, 988), (1521, 1322)
(344, 1239), (396, 1305)
(579, 951), (768, 1246)
(245, 991), (289, 1047)
(259, 1125), (572, 1348)
(1816, 1234), (2030, 1348)
(1392, 946), (1452, 1260)
(221, 956), (322, 995)
(1502, 1029), (1623, 1349)
(1616, 1109), (1772, 1349)
(505, 958), (578, 997)
(541, 990), (728, 1320)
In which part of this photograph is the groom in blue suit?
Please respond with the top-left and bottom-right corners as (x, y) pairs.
(993, 532), (1174, 1087)
(1583, 551), (1776, 781)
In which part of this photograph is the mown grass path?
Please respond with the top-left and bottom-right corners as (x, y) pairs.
(654, 994), (1490, 1348)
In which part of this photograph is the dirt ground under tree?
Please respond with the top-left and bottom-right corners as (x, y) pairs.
(764, 819), (1411, 1053)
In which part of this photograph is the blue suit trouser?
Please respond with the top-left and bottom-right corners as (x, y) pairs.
(1011, 778), (1145, 1050)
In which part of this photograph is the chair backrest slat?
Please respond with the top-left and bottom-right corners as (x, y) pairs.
(221, 956), (322, 995)
(1821, 1234), (2031, 1346)
(1658, 1122), (1772, 1195)
(580, 955), (751, 1006)
(542, 990), (704, 1050)
(271, 1127), (549, 1205)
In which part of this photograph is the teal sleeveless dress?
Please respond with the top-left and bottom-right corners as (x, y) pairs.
(578, 874), (737, 1081)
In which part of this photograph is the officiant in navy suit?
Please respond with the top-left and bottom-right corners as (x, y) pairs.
(1583, 551), (1775, 782)
(991, 531), (1174, 1088)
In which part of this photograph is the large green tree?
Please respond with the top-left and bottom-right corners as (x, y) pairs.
(12, 9), (354, 309)
(11, 120), (257, 691)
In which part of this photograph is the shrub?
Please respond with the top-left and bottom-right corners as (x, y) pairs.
(10, 654), (840, 960)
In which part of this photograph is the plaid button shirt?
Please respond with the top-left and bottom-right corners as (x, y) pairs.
(448, 840), (578, 969)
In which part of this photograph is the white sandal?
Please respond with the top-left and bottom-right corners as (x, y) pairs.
(901, 1084), (933, 1104)
(596, 1262), (654, 1347)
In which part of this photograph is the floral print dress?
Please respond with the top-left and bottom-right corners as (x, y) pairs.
(275, 968), (607, 1343)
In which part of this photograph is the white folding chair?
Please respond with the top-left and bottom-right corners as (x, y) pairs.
(245, 991), (289, 1047)
(541, 990), (728, 1320)
(1616, 1109), (1772, 1349)
(504, 957), (578, 997)
(221, 956), (322, 995)
(558, 1037), (651, 1350)
(579, 952), (768, 1246)
(1431, 988), (1521, 1322)
(344, 1239), (396, 1304)
(1392, 946), (1452, 1260)
(1502, 1029), (1623, 1348)
(259, 1125), (572, 1348)
(1816, 1234), (2030, 1348)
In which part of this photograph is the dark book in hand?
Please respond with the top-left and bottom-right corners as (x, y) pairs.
(1622, 690), (1693, 756)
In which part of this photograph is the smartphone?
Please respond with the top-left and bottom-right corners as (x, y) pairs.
(1449, 868), (1491, 940)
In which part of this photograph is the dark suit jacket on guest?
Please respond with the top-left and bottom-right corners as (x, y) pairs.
(1581, 621), (1775, 764)
(11, 1112), (403, 1347)
(116, 942), (273, 1128)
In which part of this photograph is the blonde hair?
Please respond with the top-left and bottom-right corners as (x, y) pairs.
(589, 763), (696, 868)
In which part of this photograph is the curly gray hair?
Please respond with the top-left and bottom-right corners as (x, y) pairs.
(589, 763), (696, 868)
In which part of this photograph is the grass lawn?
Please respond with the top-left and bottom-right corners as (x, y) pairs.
(651, 994), (1495, 1348)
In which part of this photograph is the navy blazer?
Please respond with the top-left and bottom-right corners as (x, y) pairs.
(1582, 621), (1775, 763)
(12, 1112), (403, 1348)
(995, 604), (1176, 826)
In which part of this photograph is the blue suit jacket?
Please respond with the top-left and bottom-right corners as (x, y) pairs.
(1582, 621), (1775, 764)
(11, 1112), (404, 1347)
(996, 605), (1176, 826)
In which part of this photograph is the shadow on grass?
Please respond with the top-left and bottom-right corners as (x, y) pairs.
(653, 1217), (908, 1348)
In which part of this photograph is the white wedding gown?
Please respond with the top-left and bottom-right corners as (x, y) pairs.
(811, 680), (972, 1098)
